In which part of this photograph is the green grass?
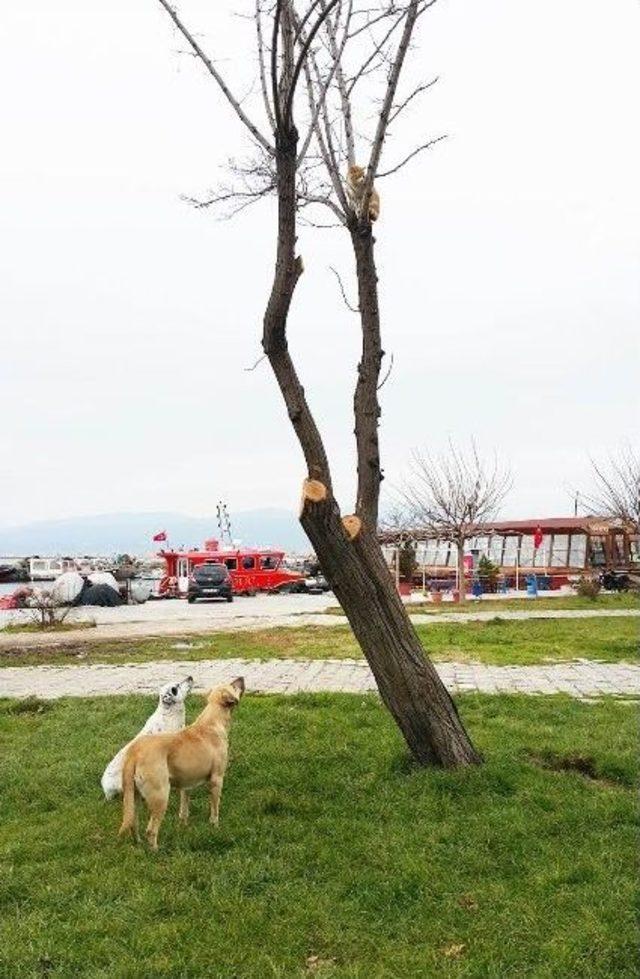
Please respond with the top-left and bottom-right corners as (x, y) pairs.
(415, 616), (640, 665)
(325, 593), (640, 615)
(0, 620), (95, 634)
(0, 693), (637, 977)
(1, 615), (637, 668)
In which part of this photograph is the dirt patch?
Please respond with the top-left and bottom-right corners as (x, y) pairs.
(0, 642), (92, 662)
(529, 751), (627, 788)
(3, 697), (55, 715)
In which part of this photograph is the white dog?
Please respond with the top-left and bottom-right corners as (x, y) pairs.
(101, 676), (193, 800)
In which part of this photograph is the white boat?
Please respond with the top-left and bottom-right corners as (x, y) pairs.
(28, 557), (77, 581)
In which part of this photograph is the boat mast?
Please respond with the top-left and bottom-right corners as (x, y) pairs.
(216, 501), (233, 548)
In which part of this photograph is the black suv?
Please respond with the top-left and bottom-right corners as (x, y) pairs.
(187, 563), (233, 604)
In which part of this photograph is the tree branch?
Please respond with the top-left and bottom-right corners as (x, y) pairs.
(255, 0), (276, 131)
(271, 0), (283, 128)
(297, 30), (349, 210)
(329, 264), (359, 311)
(366, 0), (436, 184)
(284, 0), (341, 126)
(388, 76), (439, 125)
(320, 0), (356, 166)
(156, 0), (273, 155)
(377, 135), (446, 177)
(296, 0), (353, 165)
(377, 351), (394, 390)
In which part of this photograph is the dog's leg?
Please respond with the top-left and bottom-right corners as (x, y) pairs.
(178, 789), (190, 826)
(144, 784), (170, 851)
(209, 774), (224, 826)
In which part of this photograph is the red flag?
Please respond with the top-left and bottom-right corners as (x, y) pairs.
(153, 531), (167, 542)
(533, 526), (543, 549)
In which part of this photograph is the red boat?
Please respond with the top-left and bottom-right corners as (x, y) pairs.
(158, 538), (303, 597)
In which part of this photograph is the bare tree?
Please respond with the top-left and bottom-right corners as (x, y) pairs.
(153, 0), (481, 767)
(583, 447), (640, 531)
(399, 442), (512, 601)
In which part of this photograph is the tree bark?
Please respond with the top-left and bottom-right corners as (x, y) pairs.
(350, 221), (383, 528)
(300, 495), (482, 767)
(262, 113), (480, 768)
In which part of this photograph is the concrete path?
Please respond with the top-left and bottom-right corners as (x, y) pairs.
(1, 657), (638, 700)
(0, 604), (637, 650)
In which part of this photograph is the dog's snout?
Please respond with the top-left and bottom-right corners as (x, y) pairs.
(185, 676), (194, 684)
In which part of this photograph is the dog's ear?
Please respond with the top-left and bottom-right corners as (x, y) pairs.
(230, 676), (245, 697)
(208, 682), (243, 707)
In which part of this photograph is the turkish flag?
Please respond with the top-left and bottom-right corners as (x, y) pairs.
(153, 531), (167, 542)
(533, 526), (543, 549)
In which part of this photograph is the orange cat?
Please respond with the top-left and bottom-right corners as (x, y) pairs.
(346, 164), (380, 222)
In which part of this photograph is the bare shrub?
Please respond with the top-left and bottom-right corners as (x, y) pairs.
(574, 576), (601, 600)
(26, 593), (74, 630)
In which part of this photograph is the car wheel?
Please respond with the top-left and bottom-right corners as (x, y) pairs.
(227, 595), (234, 602)
(187, 596), (196, 604)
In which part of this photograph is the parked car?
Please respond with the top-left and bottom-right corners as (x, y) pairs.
(187, 563), (233, 603)
(304, 574), (330, 594)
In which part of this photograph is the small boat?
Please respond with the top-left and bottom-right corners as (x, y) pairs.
(28, 556), (77, 581)
(0, 561), (28, 583)
(158, 537), (304, 597)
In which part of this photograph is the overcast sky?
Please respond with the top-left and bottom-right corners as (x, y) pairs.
(1, 0), (638, 530)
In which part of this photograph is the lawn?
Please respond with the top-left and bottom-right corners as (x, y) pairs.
(325, 593), (640, 615)
(1, 615), (637, 668)
(0, 693), (637, 977)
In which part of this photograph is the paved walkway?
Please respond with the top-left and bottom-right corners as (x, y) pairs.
(1, 657), (638, 700)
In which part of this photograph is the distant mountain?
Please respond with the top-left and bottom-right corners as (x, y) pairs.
(0, 509), (311, 557)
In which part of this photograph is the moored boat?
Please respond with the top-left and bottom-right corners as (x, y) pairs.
(28, 556), (77, 581)
(158, 537), (304, 597)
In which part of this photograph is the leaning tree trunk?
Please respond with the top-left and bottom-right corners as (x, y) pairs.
(263, 125), (481, 768)
(300, 493), (482, 766)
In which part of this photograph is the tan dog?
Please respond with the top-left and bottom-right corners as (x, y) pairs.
(119, 677), (244, 850)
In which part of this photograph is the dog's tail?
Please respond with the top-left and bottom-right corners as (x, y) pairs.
(118, 749), (137, 838)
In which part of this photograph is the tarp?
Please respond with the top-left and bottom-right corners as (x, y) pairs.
(49, 571), (84, 605)
(88, 571), (120, 593)
(73, 582), (123, 607)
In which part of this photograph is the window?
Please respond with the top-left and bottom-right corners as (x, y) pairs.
(242, 555), (256, 571)
(194, 564), (227, 584)
(423, 542), (439, 565)
(629, 539), (640, 566)
(613, 534), (626, 566)
(568, 534), (586, 568)
(519, 535), (534, 566)
(589, 536), (606, 567)
(260, 555), (279, 570)
(549, 534), (569, 567)
(532, 535), (551, 567)
(224, 558), (237, 571)
(474, 536), (490, 556)
(502, 536), (519, 567)
(433, 540), (450, 565)
(446, 543), (459, 567)
(486, 535), (505, 563)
